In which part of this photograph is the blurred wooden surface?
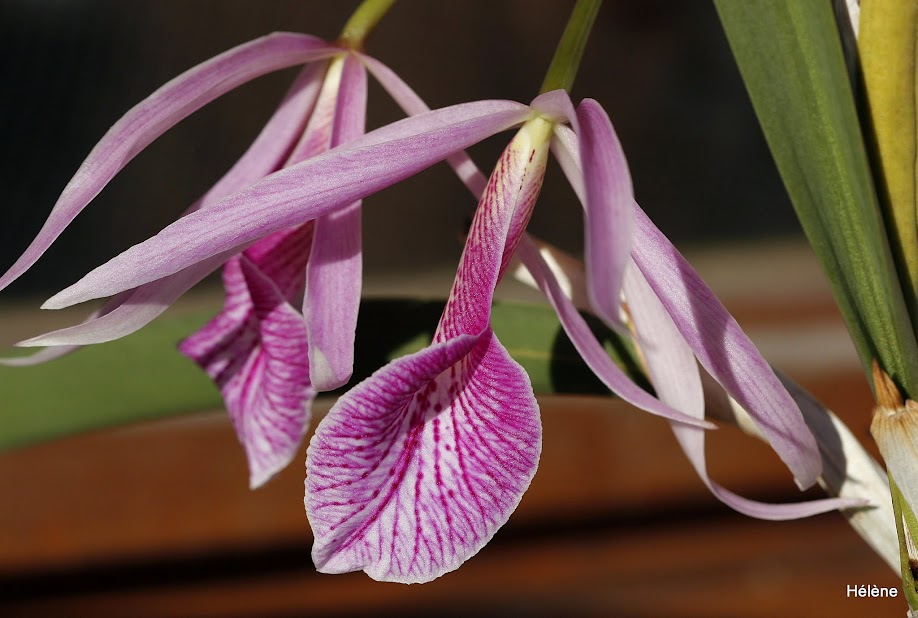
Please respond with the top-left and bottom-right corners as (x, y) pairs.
(0, 242), (905, 616)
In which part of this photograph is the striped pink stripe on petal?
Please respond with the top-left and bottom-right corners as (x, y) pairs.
(181, 225), (314, 488)
(305, 118), (551, 582)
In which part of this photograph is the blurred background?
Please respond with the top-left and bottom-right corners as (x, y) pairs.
(0, 1), (900, 616)
(0, 0), (794, 297)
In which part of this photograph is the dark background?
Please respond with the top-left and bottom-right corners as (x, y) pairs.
(0, 0), (793, 296)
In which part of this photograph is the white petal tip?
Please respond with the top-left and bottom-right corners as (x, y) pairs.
(309, 346), (349, 391)
(41, 296), (68, 310)
(15, 338), (46, 348)
(249, 472), (271, 490)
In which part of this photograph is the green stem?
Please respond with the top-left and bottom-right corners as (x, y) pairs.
(891, 475), (918, 609)
(339, 0), (396, 49)
(539, 0), (602, 94)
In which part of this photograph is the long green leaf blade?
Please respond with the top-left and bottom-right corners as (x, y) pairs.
(715, 0), (918, 395)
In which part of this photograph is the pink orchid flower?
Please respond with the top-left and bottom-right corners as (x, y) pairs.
(300, 91), (860, 582)
(0, 33), (522, 488)
(3, 38), (860, 581)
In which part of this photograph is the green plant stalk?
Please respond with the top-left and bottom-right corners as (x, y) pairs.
(891, 476), (918, 609)
(859, 0), (918, 332)
(715, 0), (918, 398)
(539, 0), (602, 94)
(338, 0), (396, 49)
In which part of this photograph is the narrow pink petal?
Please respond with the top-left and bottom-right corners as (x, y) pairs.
(577, 99), (634, 328)
(195, 61), (329, 211)
(631, 205), (821, 488)
(356, 53), (429, 115)
(15, 107), (313, 348)
(306, 330), (540, 582)
(19, 258), (223, 346)
(15, 65), (328, 349)
(623, 259), (702, 412)
(181, 238), (313, 489)
(517, 236), (712, 429)
(359, 53), (488, 198)
(44, 101), (531, 309)
(306, 201), (362, 390)
(0, 33), (338, 295)
(550, 125), (820, 486)
(625, 261), (859, 517)
(509, 236), (591, 312)
(305, 54), (367, 391)
(283, 60), (341, 165)
(549, 108), (633, 328)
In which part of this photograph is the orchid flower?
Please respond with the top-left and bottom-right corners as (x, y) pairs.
(0, 31), (388, 488)
(0, 20), (524, 488)
(3, 8), (870, 583)
(302, 97), (637, 583)
(301, 90), (858, 581)
(6, 76), (862, 579)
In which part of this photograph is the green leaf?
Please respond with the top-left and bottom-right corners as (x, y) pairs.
(1, 299), (635, 451)
(715, 0), (918, 396)
(0, 311), (222, 451)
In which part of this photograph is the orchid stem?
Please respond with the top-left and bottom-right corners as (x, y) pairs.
(539, 0), (602, 94)
(339, 0), (396, 49)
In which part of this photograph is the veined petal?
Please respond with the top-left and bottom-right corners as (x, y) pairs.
(576, 100), (634, 328)
(306, 116), (553, 583)
(0, 33), (339, 294)
(625, 260), (855, 518)
(305, 54), (367, 391)
(306, 330), (540, 583)
(517, 236), (712, 429)
(44, 100), (532, 309)
(181, 238), (313, 489)
(438, 118), (552, 340)
(631, 205), (822, 489)
(181, 224), (314, 374)
(179, 52), (359, 485)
